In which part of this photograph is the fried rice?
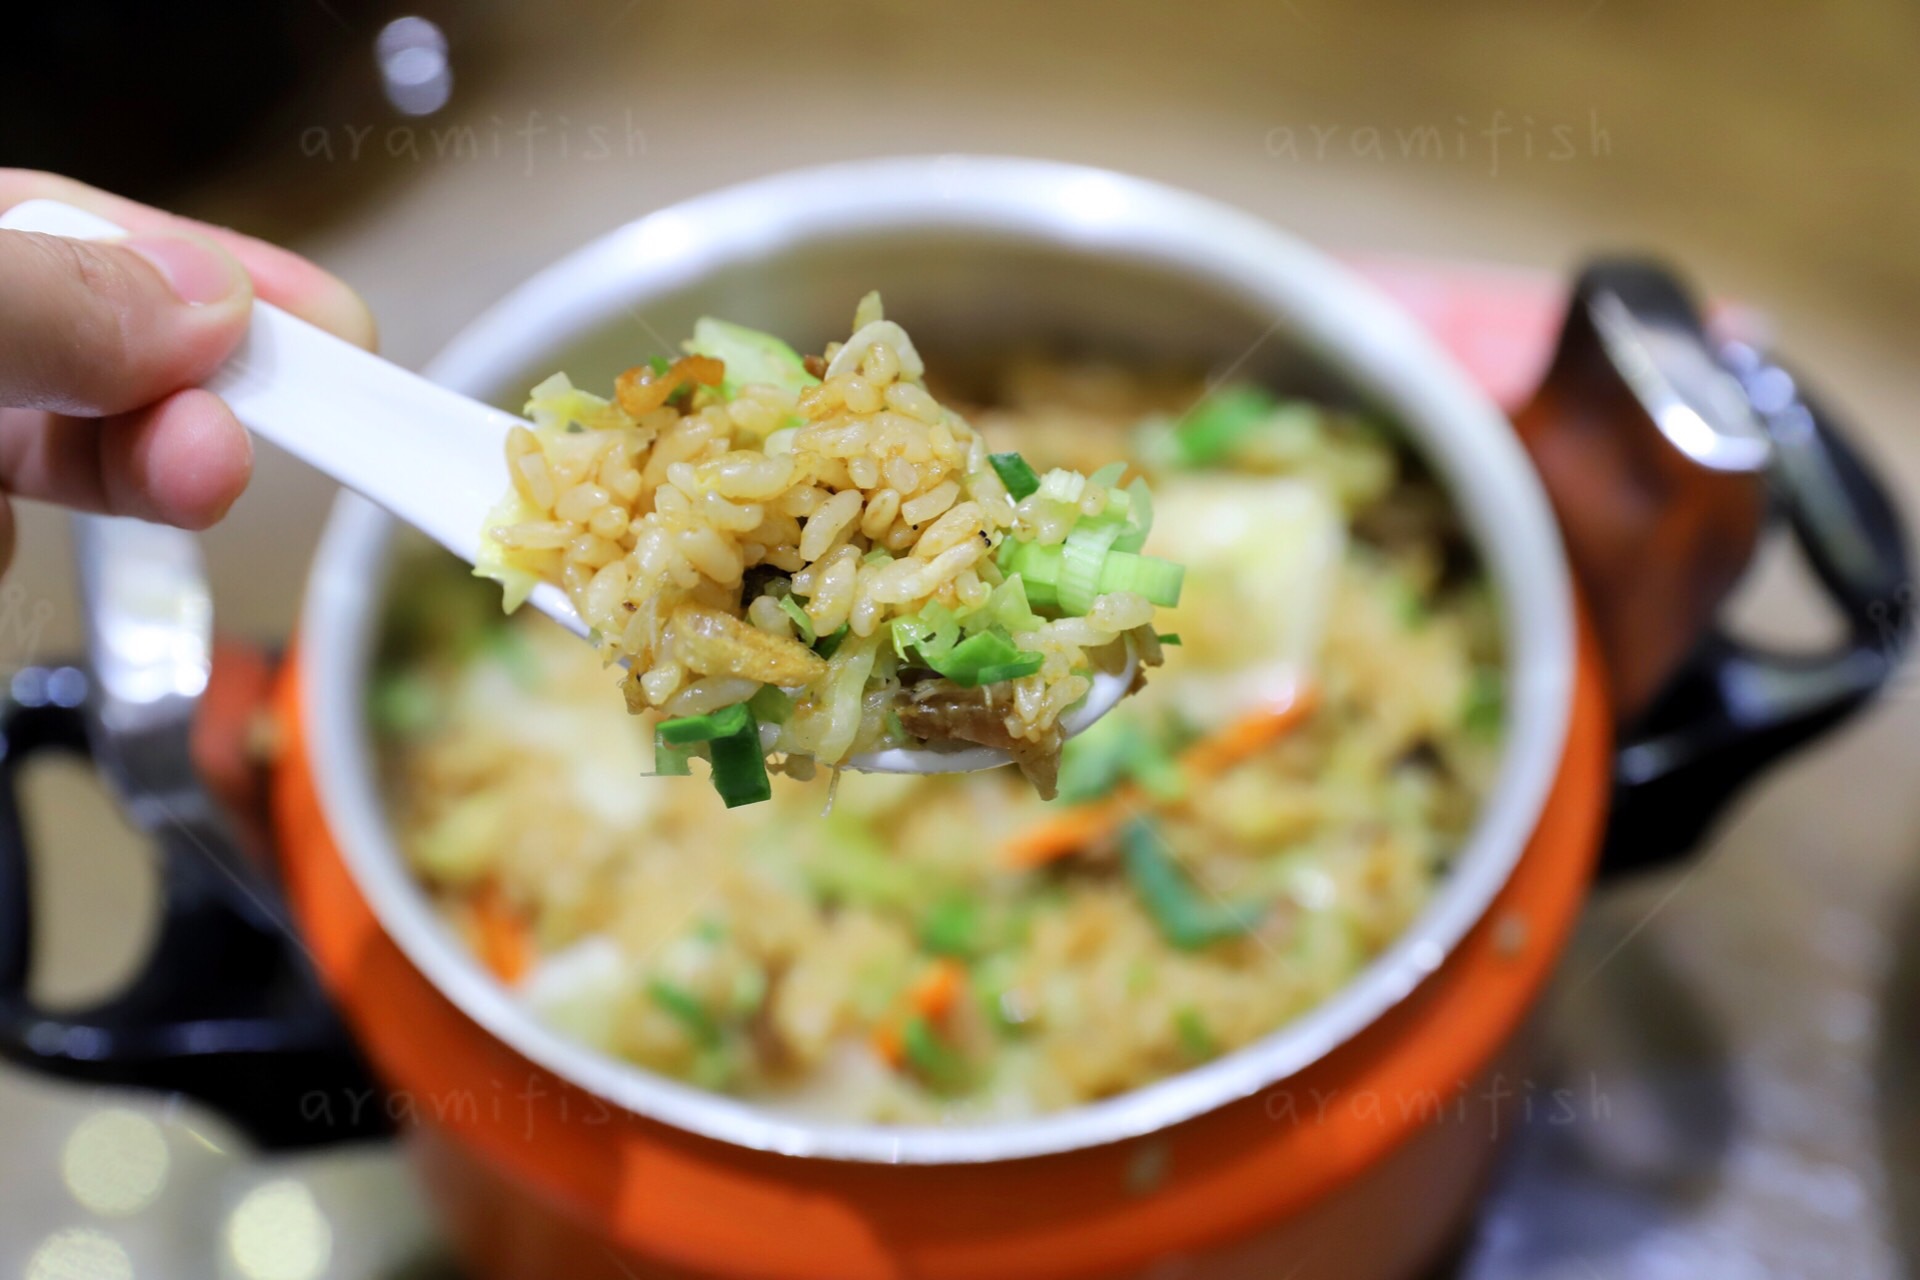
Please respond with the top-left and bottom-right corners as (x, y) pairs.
(380, 354), (1505, 1123)
(476, 295), (1184, 804)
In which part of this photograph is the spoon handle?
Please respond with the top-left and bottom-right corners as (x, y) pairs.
(0, 198), (520, 566)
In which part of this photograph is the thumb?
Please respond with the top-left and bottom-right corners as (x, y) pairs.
(0, 227), (253, 418)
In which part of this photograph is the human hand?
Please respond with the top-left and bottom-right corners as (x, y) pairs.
(0, 170), (377, 570)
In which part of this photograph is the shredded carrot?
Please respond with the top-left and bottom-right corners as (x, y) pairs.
(1002, 688), (1319, 869)
(1182, 688), (1319, 776)
(910, 958), (966, 1021)
(1002, 797), (1132, 868)
(472, 884), (535, 985)
(872, 959), (967, 1067)
(872, 1022), (906, 1068)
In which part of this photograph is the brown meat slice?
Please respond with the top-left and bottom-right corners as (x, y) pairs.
(896, 680), (1064, 799)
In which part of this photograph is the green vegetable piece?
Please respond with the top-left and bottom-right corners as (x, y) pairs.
(989, 451), (1042, 500)
(652, 728), (695, 776)
(1001, 541), (1065, 609)
(1095, 551), (1185, 607)
(706, 715), (772, 808)
(648, 978), (720, 1046)
(1115, 476), (1155, 553)
(775, 594), (815, 643)
(978, 574), (1044, 634)
(685, 317), (819, 397)
(1056, 714), (1186, 805)
(648, 355), (672, 375)
(657, 702), (752, 745)
(806, 819), (919, 907)
(747, 684), (794, 726)
(1156, 633), (1182, 646)
(970, 657), (1045, 685)
(933, 631), (1045, 687)
(814, 624), (851, 659)
(891, 600), (961, 665)
(370, 674), (438, 736)
(901, 1014), (968, 1091)
(1175, 384), (1280, 467)
(1394, 579), (1428, 630)
(920, 897), (981, 958)
(1055, 713), (1135, 804)
(657, 702), (771, 807)
(1175, 1006), (1218, 1060)
(1121, 818), (1268, 950)
(485, 623), (541, 690)
(1463, 667), (1503, 738)
(1057, 518), (1125, 615)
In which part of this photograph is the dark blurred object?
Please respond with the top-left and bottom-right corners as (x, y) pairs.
(1517, 262), (1910, 874)
(1, 0), (398, 204)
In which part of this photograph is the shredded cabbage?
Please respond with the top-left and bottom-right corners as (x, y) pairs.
(686, 317), (819, 397)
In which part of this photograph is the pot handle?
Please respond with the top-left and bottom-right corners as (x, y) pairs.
(1518, 261), (1910, 874)
(0, 662), (388, 1149)
(1600, 369), (1910, 872)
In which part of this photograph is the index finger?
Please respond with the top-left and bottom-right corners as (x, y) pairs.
(0, 169), (378, 353)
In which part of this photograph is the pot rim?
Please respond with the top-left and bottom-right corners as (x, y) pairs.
(298, 155), (1575, 1164)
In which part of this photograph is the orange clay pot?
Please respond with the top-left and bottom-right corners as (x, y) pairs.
(269, 623), (1609, 1280)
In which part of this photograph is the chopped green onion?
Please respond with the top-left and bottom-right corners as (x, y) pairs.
(1088, 461), (1128, 489)
(1058, 519), (1126, 615)
(370, 674), (438, 736)
(1157, 633), (1182, 646)
(648, 355), (672, 375)
(1000, 541), (1064, 608)
(1096, 551), (1185, 607)
(652, 728), (695, 776)
(747, 684), (793, 726)
(1056, 715), (1185, 805)
(1055, 716), (1132, 803)
(1394, 580), (1428, 631)
(971, 657), (1045, 685)
(976, 574), (1044, 634)
(775, 594), (815, 643)
(656, 703), (771, 807)
(901, 1014), (967, 1090)
(1121, 819), (1268, 950)
(648, 978), (720, 1045)
(814, 624), (851, 659)
(863, 546), (894, 565)
(706, 718), (772, 808)
(1463, 667), (1503, 738)
(1175, 385), (1279, 467)
(891, 601), (961, 665)
(988, 451), (1041, 500)
(920, 897), (981, 957)
(932, 631), (1045, 687)
(1175, 1007), (1218, 1060)
(657, 702), (752, 745)
(1115, 476), (1154, 553)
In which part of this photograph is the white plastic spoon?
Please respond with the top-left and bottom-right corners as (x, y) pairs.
(0, 197), (1136, 774)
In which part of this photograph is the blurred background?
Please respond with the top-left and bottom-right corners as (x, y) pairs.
(3, 1), (1918, 1276)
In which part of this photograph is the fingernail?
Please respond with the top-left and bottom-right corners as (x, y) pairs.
(123, 234), (244, 306)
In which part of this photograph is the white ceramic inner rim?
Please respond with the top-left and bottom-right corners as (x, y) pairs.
(300, 157), (1575, 1164)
